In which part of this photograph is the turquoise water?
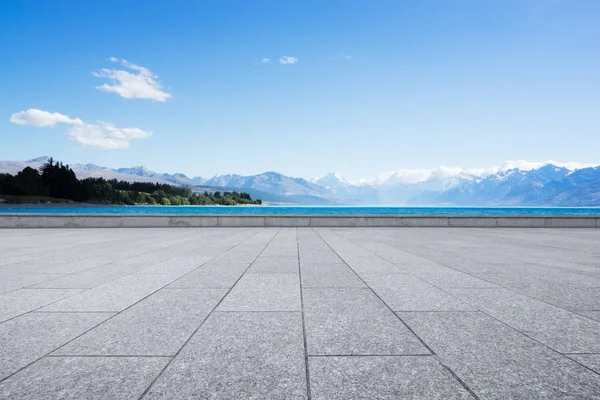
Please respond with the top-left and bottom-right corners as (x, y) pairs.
(0, 206), (599, 215)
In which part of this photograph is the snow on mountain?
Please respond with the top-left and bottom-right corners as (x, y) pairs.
(407, 163), (600, 206)
(314, 172), (352, 189)
(313, 172), (379, 204)
(204, 171), (338, 204)
(2, 157), (599, 206)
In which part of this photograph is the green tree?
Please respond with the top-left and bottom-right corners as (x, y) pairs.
(15, 167), (42, 195)
(2, 157), (262, 206)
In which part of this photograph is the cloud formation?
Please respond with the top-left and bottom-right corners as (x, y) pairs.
(10, 108), (151, 150)
(94, 58), (172, 102)
(279, 56), (299, 65)
(261, 58), (270, 63)
(9, 109), (83, 127)
(66, 122), (151, 150)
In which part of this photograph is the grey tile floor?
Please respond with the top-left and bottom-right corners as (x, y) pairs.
(0, 227), (599, 399)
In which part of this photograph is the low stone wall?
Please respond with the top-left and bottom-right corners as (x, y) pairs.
(0, 214), (598, 228)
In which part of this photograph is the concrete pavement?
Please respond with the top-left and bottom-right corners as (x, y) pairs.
(1, 227), (600, 399)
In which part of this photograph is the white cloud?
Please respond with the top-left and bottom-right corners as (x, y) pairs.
(370, 167), (479, 185)
(341, 54), (353, 60)
(9, 108), (151, 150)
(261, 58), (270, 63)
(66, 123), (151, 150)
(279, 56), (299, 65)
(9, 109), (83, 127)
(94, 58), (172, 102)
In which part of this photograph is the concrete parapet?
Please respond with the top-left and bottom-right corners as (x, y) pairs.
(265, 216), (310, 227)
(0, 214), (598, 228)
(448, 217), (497, 227)
(544, 217), (597, 228)
(121, 216), (171, 228)
(72, 216), (123, 228)
(399, 217), (449, 227)
(0, 215), (20, 228)
(496, 217), (547, 228)
(169, 216), (218, 227)
(218, 216), (265, 227)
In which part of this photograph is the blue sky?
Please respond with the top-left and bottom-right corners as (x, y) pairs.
(1, 0), (599, 181)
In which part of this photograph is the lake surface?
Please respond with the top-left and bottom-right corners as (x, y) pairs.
(1, 206), (599, 216)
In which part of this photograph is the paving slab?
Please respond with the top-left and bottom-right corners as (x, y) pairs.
(0, 356), (169, 399)
(40, 273), (174, 312)
(247, 256), (299, 274)
(401, 311), (600, 399)
(54, 289), (226, 356)
(474, 273), (600, 310)
(143, 312), (307, 399)
(31, 267), (141, 289)
(412, 270), (497, 288)
(569, 354), (600, 374)
(300, 263), (366, 288)
(309, 356), (473, 399)
(135, 254), (213, 276)
(341, 256), (406, 274)
(361, 274), (475, 311)
(303, 288), (429, 355)
(0, 312), (114, 380)
(578, 310), (600, 322)
(218, 274), (301, 311)
(0, 273), (67, 295)
(168, 260), (252, 288)
(447, 287), (600, 353)
(0, 288), (83, 323)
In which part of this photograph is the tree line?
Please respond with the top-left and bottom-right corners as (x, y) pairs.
(0, 158), (262, 206)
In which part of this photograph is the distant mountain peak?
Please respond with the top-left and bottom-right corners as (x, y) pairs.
(116, 166), (155, 177)
(78, 163), (105, 172)
(316, 171), (352, 187)
(262, 171), (284, 177)
(26, 156), (50, 163)
(328, 171), (348, 180)
(537, 163), (568, 173)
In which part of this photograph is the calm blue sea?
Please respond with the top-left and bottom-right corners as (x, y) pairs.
(0, 206), (599, 216)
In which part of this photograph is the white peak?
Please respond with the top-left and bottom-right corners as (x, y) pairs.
(329, 171), (350, 184)
(315, 171), (352, 186)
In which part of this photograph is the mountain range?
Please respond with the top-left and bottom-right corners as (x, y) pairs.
(1, 156), (599, 206)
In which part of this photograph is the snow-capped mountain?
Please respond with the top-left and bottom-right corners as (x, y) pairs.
(307, 162), (600, 206)
(314, 172), (352, 189)
(312, 172), (380, 204)
(407, 164), (600, 206)
(204, 171), (338, 204)
(2, 157), (599, 205)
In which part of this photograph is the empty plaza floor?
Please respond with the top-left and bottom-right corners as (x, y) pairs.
(1, 227), (600, 399)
